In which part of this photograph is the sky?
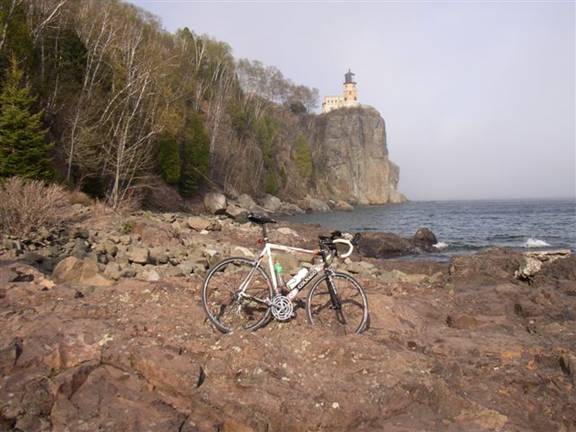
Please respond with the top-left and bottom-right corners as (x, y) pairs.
(128, 0), (575, 201)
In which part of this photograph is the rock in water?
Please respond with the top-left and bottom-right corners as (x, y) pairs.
(357, 232), (416, 258)
(204, 192), (227, 214)
(412, 228), (438, 251)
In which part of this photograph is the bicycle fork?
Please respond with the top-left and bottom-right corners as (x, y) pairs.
(325, 272), (347, 325)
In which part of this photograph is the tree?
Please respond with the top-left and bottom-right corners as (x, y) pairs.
(157, 134), (180, 184)
(0, 57), (53, 179)
(294, 134), (313, 180)
(180, 112), (209, 197)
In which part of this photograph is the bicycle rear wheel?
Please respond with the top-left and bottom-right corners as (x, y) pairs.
(306, 271), (369, 335)
(201, 257), (273, 333)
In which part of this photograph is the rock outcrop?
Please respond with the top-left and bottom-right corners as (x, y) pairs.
(310, 107), (407, 205)
(1, 242), (575, 431)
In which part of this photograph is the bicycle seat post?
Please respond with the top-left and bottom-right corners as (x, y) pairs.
(262, 223), (269, 242)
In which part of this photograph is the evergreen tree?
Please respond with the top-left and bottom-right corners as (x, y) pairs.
(157, 134), (181, 185)
(294, 134), (313, 179)
(180, 113), (210, 197)
(264, 169), (279, 195)
(0, 58), (53, 180)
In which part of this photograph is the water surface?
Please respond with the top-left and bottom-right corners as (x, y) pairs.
(285, 199), (576, 259)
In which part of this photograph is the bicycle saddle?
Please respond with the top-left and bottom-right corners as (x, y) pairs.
(248, 213), (277, 225)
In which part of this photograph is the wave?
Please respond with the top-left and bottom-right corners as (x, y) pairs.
(524, 238), (551, 248)
(433, 242), (449, 250)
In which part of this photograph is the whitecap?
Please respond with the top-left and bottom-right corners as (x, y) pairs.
(433, 242), (449, 250)
(524, 238), (550, 248)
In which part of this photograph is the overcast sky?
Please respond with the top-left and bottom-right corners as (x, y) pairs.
(129, 0), (575, 201)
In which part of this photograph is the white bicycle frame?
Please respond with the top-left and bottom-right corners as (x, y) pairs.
(237, 239), (354, 297)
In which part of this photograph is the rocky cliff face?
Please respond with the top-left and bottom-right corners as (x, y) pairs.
(309, 107), (406, 205)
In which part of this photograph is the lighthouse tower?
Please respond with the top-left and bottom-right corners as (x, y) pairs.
(322, 69), (360, 113)
(343, 69), (358, 108)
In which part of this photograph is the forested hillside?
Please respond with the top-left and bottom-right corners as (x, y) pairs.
(0, 0), (325, 208)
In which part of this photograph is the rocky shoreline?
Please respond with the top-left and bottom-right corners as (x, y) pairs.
(1, 198), (575, 431)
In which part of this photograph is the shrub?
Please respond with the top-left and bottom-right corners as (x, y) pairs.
(120, 221), (134, 234)
(68, 190), (92, 206)
(0, 177), (67, 237)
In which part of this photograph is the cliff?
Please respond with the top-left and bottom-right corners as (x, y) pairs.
(308, 107), (406, 205)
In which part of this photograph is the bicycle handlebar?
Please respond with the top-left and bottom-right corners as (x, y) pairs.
(332, 238), (354, 259)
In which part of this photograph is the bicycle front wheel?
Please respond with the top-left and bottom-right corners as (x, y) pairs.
(306, 271), (369, 335)
(201, 257), (273, 333)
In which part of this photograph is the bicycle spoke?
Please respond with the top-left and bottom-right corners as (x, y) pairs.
(307, 273), (368, 335)
(202, 258), (273, 333)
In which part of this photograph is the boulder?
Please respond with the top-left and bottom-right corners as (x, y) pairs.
(412, 228), (438, 251)
(103, 262), (122, 280)
(204, 192), (227, 214)
(186, 216), (211, 231)
(237, 194), (257, 210)
(127, 247), (149, 265)
(357, 232), (416, 258)
(301, 196), (330, 212)
(279, 202), (305, 215)
(346, 260), (377, 275)
(179, 260), (194, 275)
(232, 246), (255, 258)
(139, 268), (160, 282)
(120, 266), (137, 278)
(334, 201), (354, 211)
(515, 257), (542, 280)
(207, 220), (222, 232)
(149, 248), (169, 265)
(259, 194), (282, 212)
(52, 257), (112, 286)
(277, 227), (300, 237)
(225, 204), (249, 220)
(95, 240), (118, 257)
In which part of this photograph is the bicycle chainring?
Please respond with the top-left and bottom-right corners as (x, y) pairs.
(270, 295), (294, 321)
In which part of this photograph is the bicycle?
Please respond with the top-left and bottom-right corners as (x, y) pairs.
(201, 213), (369, 335)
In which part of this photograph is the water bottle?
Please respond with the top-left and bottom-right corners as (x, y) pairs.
(274, 262), (285, 288)
(286, 267), (309, 299)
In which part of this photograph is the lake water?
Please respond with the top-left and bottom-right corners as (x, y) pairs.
(284, 200), (576, 260)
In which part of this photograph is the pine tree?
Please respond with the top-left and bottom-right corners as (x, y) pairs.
(0, 58), (53, 180)
(157, 134), (181, 185)
(180, 113), (210, 197)
(294, 134), (313, 179)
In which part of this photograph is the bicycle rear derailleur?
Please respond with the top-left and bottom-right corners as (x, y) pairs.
(270, 295), (294, 321)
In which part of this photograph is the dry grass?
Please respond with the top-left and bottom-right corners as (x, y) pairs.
(114, 191), (141, 216)
(68, 190), (93, 207)
(0, 177), (68, 237)
(91, 199), (109, 218)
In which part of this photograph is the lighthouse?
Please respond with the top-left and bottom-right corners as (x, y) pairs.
(322, 69), (360, 113)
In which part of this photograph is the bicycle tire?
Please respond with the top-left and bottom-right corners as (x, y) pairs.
(201, 256), (273, 333)
(306, 271), (369, 335)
